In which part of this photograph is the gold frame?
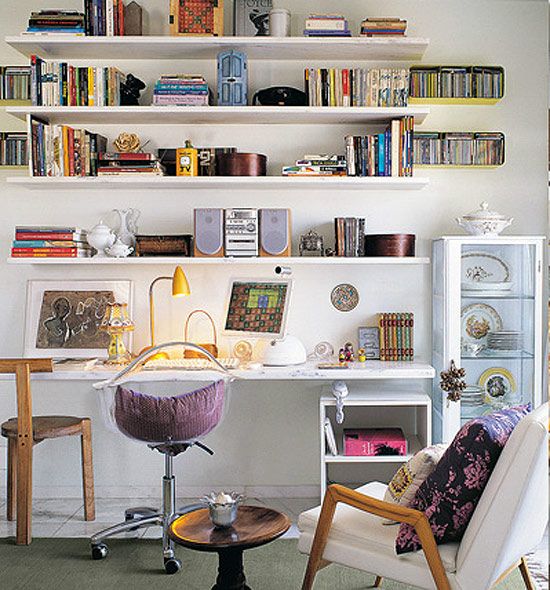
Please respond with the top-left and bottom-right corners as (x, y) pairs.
(169, 0), (224, 37)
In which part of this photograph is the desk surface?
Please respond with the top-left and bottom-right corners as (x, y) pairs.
(0, 360), (435, 382)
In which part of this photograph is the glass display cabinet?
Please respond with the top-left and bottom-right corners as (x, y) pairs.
(432, 236), (545, 443)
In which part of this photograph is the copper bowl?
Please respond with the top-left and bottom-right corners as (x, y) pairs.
(217, 153), (267, 176)
(364, 234), (416, 257)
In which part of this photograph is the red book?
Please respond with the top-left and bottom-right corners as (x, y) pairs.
(11, 252), (86, 258)
(12, 247), (89, 254)
(15, 232), (85, 240)
(118, 0), (125, 35)
(342, 69), (349, 105)
(344, 428), (407, 457)
(99, 152), (156, 161)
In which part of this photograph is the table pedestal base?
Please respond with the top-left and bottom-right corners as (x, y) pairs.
(212, 548), (251, 590)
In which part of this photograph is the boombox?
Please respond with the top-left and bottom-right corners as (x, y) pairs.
(194, 208), (291, 257)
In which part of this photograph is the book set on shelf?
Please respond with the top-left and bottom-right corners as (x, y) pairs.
(360, 18), (407, 37)
(414, 132), (505, 167)
(0, 66), (30, 102)
(303, 14), (350, 37)
(11, 226), (91, 258)
(153, 74), (210, 106)
(0, 133), (28, 167)
(378, 312), (415, 361)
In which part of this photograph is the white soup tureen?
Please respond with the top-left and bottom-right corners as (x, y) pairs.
(456, 202), (513, 237)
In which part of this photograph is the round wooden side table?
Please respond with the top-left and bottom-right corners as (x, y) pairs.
(169, 505), (291, 590)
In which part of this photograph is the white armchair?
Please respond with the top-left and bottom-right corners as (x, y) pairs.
(298, 403), (548, 590)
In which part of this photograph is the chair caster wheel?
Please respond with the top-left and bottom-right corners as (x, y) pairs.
(164, 557), (182, 575)
(91, 543), (109, 560)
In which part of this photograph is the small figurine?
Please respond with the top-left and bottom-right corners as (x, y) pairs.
(120, 73), (146, 106)
(344, 342), (355, 363)
(358, 348), (366, 363)
(113, 132), (141, 153)
(338, 348), (346, 364)
(299, 229), (325, 257)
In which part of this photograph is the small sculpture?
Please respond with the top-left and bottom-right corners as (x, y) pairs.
(299, 229), (325, 256)
(440, 360), (466, 402)
(113, 132), (141, 153)
(344, 342), (355, 362)
(357, 348), (366, 363)
(120, 73), (146, 106)
(338, 348), (346, 364)
(112, 208), (140, 248)
(105, 237), (134, 258)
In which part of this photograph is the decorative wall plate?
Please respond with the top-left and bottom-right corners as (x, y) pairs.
(478, 367), (517, 405)
(331, 284), (359, 312)
(461, 252), (511, 289)
(461, 303), (503, 345)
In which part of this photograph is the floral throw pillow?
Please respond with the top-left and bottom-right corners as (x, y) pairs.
(395, 405), (530, 554)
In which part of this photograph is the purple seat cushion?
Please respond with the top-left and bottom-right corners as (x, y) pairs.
(395, 405), (530, 554)
(114, 380), (225, 444)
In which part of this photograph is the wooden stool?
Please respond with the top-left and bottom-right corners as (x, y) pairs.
(0, 359), (95, 545)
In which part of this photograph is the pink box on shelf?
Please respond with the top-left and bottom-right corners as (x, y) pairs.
(343, 428), (408, 457)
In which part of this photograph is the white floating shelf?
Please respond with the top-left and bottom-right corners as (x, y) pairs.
(6, 35), (429, 61)
(5, 105), (430, 125)
(6, 256), (430, 266)
(7, 175), (429, 191)
(325, 435), (422, 463)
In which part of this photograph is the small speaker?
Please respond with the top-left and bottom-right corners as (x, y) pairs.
(259, 209), (291, 257)
(194, 208), (224, 257)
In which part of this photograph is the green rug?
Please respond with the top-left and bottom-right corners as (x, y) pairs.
(0, 538), (525, 590)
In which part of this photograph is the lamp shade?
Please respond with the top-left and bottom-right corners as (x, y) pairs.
(172, 266), (191, 297)
(100, 302), (134, 332)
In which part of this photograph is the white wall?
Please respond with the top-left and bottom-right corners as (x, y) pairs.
(0, 0), (547, 498)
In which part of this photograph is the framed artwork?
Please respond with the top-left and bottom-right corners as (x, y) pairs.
(24, 280), (133, 359)
(358, 326), (380, 360)
(169, 0), (224, 36)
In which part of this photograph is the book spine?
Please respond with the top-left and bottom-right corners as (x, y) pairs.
(12, 247), (90, 254)
(15, 232), (84, 240)
(11, 252), (86, 258)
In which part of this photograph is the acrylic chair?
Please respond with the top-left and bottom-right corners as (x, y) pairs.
(90, 342), (234, 574)
(298, 402), (548, 590)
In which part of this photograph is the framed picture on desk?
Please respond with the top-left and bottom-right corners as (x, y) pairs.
(24, 280), (134, 359)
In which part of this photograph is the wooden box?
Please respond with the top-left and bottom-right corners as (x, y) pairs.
(364, 234), (415, 257)
(169, 0), (224, 36)
(135, 235), (193, 257)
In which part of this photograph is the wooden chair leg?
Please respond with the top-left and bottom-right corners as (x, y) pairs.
(518, 557), (536, 590)
(15, 435), (33, 545)
(80, 419), (95, 521)
(7, 438), (16, 521)
(373, 575), (383, 587)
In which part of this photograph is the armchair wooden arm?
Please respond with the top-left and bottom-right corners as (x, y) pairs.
(302, 483), (451, 590)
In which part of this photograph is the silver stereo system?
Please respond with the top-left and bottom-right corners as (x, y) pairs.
(224, 208), (259, 257)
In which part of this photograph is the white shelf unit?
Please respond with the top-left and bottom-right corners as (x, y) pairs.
(320, 388), (432, 497)
(6, 256), (430, 266)
(6, 105), (430, 125)
(6, 35), (429, 61)
(7, 176), (429, 191)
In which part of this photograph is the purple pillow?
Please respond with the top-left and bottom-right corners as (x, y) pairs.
(395, 405), (530, 554)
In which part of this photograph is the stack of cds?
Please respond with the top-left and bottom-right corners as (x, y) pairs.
(461, 385), (485, 407)
(487, 331), (523, 352)
(153, 75), (209, 106)
(304, 14), (351, 37)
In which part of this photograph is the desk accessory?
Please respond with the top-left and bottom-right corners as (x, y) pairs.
(456, 201), (513, 236)
(262, 335), (307, 366)
(234, 0), (271, 35)
(299, 230), (325, 256)
(170, 0), (224, 36)
(308, 341), (335, 361)
(358, 327), (380, 359)
(233, 340), (253, 362)
(378, 313), (414, 361)
(364, 234), (415, 257)
(176, 140), (198, 176)
(100, 302), (134, 364)
(259, 209), (291, 257)
(135, 235), (192, 257)
(252, 86), (306, 106)
(201, 491), (244, 528)
(217, 50), (248, 106)
(148, 267), (190, 347)
(331, 284), (359, 312)
(87, 220), (116, 257)
(24, 279), (132, 359)
(217, 153), (266, 176)
(194, 208), (224, 257)
(224, 208), (258, 257)
(269, 8), (290, 36)
(184, 310), (219, 358)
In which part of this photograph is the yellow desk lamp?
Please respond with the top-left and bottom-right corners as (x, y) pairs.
(148, 266), (190, 356)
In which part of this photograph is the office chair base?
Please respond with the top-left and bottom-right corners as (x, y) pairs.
(164, 556), (182, 574)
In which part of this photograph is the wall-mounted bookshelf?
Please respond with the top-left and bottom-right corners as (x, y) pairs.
(7, 176), (429, 191)
(6, 105), (430, 125)
(6, 35), (430, 62)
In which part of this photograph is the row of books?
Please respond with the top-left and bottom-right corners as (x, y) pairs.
(11, 226), (91, 258)
(26, 10), (85, 34)
(282, 154), (346, 177)
(360, 17), (407, 37)
(98, 152), (165, 176)
(409, 66), (504, 99)
(305, 68), (409, 107)
(31, 56), (125, 107)
(378, 312), (414, 361)
(344, 116), (414, 177)
(153, 75), (209, 107)
(334, 217), (365, 257)
(84, 0), (125, 36)
(304, 14), (351, 37)
(413, 132), (505, 166)
(29, 117), (107, 177)
(0, 66), (31, 101)
(0, 132), (28, 166)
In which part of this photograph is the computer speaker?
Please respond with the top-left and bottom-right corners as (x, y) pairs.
(259, 209), (291, 257)
(194, 208), (224, 257)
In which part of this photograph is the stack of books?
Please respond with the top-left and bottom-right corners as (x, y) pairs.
(11, 227), (91, 259)
(26, 10), (85, 35)
(30, 56), (125, 106)
(413, 132), (505, 166)
(153, 75), (209, 107)
(303, 14), (351, 37)
(98, 152), (165, 176)
(334, 217), (366, 257)
(378, 312), (414, 361)
(345, 116), (414, 177)
(83, 0), (125, 36)
(29, 116), (107, 177)
(0, 133), (28, 166)
(282, 154), (347, 177)
(1, 66), (31, 101)
(409, 66), (505, 99)
(360, 18), (407, 36)
(305, 68), (409, 107)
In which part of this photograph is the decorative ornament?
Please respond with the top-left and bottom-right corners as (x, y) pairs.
(331, 283), (359, 312)
(233, 340), (253, 363)
(307, 341), (334, 361)
(357, 348), (366, 363)
(114, 132), (141, 153)
(343, 342), (355, 362)
(440, 360), (466, 402)
(299, 229), (325, 256)
(120, 73), (146, 106)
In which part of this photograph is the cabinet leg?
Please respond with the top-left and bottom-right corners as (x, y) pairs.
(7, 438), (16, 521)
